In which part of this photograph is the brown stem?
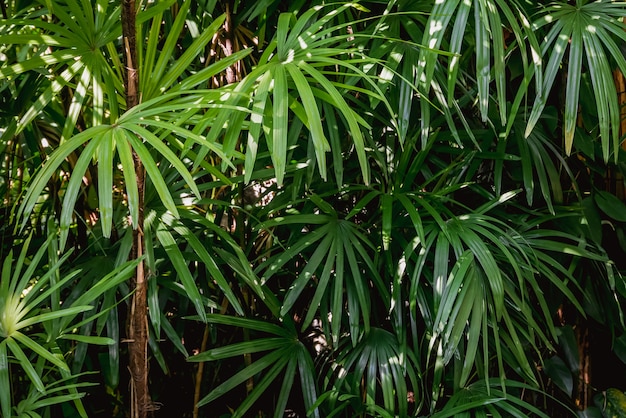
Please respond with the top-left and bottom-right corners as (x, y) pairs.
(223, 3), (236, 85)
(192, 325), (210, 418)
(122, 0), (138, 110)
(575, 323), (591, 410)
(121, 0), (151, 417)
(129, 227), (150, 418)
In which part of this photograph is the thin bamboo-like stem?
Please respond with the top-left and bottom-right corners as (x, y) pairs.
(121, 0), (151, 417)
(193, 297), (230, 418)
(192, 325), (210, 418)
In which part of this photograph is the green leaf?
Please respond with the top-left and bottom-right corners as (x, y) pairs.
(6, 337), (45, 393)
(199, 314), (292, 338)
(614, 333), (626, 366)
(526, 25), (571, 139)
(66, 259), (138, 321)
(160, 313), (188, 358)
(30, 393), (87, 410)
(281, 233), (334, 317)
(382, 193), (393, 251)
(124, 123), (201, 199)
(245, 70), (272, 183)
(271, 63), (289, 186)
(196, 347), (289, 407)
(232, 349), (292, 418)
(19, 126), (109, 232)
(143, 0), (192, 98)
(58, 137), (101, 250)
(190, 338), (289, 362)
(556, 326), (580, 373)
(159, 13), (228, 94)
(97, 129), (115, 237)
(564, 22), (583, 154)
(474, 3), (490, 123)
(274, 355), (298, 418)
(300, 61), (368, 184)
(297, 344), (320, 418)
(301, 238), (337, 331)
(62, 65), (92, 141)
(105, 307), (120, 389)
(544, 356), (573, 396)
(16, 306), (93, 330)
(161, 212), (244, 316)
(13, 332), (70, 372)
(595, 190), (626, 222)
(156, 226), (207, 322)
(0, 342), (11, 418)
(57, 334), (115, 345)
(285, 63), (329, 178)
(114, 128), (140, 227)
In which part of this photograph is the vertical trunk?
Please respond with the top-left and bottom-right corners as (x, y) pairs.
(121, 1), (151, 417)
(123, 0), (138, 109)
(223, 3), (236, 85)
(574, 322), (591, 410)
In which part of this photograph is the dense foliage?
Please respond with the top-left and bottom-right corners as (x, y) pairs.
(2, 0), (626, 417)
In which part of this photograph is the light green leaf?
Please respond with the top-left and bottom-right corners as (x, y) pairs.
(58, 137), (101, 250)
(0, 342), (10, 418)
(13, 332), (70, 372)
(245, 70), (272, 183)
(285, 63), (330, 178)
(57, 334), (115, 345)
(6, 337), (45, 393)
(564, 23), (583, 154)
(97, 129), (115, 237)
(300, 61), (369, 184)
(16, 306), (93, 330)
(526, 25), (571, 139)
(271, 63), (289, 185)
(123, 130), (179, 217)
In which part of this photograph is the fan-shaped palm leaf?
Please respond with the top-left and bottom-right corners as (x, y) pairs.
(200, 4), (391, 186)
(526, 0), (626, 159)
(0, 0), (123, 140)
(0, 234), (138, 417)
(322, 327), (420, 417)
(417, 0), (541, 128)
(256, 196), (387, 347)
(188, 314), (320, 418)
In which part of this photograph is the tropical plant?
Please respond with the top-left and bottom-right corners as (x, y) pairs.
(0, 230), (138, 417)
(1, 0), (626, 417)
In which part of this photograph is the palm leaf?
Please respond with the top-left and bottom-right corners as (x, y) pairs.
(526, 1), (626, 160)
